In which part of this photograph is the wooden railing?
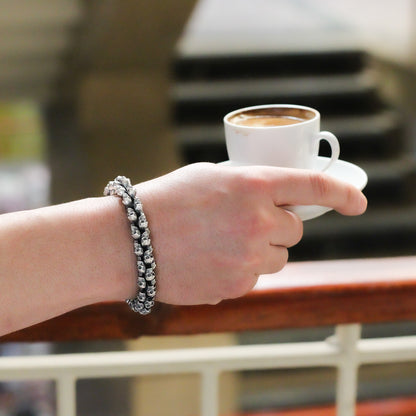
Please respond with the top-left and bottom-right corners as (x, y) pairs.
(2, 256), (416, 416)
(3, 256), (416, 342)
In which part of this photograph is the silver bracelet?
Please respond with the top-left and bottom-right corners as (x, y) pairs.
(104, 176), (156, 314)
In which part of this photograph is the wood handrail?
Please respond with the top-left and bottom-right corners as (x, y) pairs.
(226, 396), (416, 416)
(3, 256), (416, 343)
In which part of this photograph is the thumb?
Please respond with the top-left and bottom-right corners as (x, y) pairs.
(268, 167), (367, 216)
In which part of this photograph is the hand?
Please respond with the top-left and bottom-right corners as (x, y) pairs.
(136, 163), (367, 305)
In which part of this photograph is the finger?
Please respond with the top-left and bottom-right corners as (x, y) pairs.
(259, 167), (367, 216)
(269, 207), (303, 248)
(259, 245), (289, 275)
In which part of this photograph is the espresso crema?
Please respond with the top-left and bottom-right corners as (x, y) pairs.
(228, 107), (315, 127)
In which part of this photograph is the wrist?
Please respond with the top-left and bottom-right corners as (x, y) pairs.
(87, 196), (138, 303)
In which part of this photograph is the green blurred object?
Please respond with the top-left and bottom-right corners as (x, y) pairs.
(0, 101), (50, 212)
(0, 100), (47, 161)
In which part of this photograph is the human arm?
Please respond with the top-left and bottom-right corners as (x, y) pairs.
(0, 163), (367, 336)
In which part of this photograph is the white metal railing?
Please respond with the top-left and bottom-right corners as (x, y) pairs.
(1, 323), (416, 416)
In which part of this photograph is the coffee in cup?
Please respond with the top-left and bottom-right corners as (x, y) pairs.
(223, 104), (340, 171)
(227, 107), (313, 127)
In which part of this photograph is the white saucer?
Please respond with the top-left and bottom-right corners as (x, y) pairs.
(218, 157), (368, 221)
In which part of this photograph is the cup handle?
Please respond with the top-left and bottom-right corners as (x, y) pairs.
(315, 131), (340, 171)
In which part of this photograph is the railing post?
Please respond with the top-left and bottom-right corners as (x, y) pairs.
(333, 324), (361, 416)
(201, 368), (219, 416)
(56, 374), (76, 416)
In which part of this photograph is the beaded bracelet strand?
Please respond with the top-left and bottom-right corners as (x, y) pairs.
(104, 176), (156, 315)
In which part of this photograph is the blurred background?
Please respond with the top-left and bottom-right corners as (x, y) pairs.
(1, 0), (416, 415)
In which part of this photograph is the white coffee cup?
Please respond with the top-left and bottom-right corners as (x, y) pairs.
(223, 104), (340, 171)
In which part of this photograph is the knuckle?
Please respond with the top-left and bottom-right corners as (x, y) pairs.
(244, 210), (270, 239)
(221, 251), (260, 299)
(234, 246), (260, 273)
(233, 169), (269, 195)
(309, 172), (330, 200)
(290, 216), (304, 246)
(344, 184), (357, 208)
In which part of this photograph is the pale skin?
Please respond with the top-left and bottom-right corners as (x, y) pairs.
(0, 163), (367, 336)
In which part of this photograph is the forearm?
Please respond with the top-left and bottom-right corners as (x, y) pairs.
(0, 163), (367, 337)
(0, 196), (136, 336)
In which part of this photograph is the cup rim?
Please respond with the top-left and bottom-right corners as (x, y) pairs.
(224, 104), (320, 129)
